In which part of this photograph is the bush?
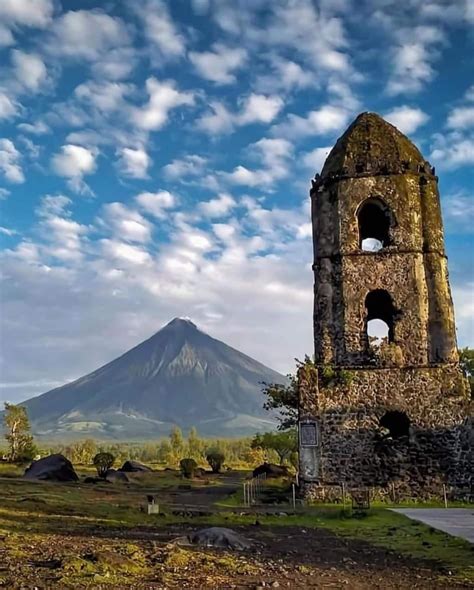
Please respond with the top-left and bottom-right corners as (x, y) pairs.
(206, 450), (225, 473)
(180, 458), (197, 478)
(93, 452), (115, 478)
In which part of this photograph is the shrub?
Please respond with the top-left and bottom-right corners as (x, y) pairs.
(93, 452), (115, 478)
(180, 458), (197, 478)
(206, 449), (225, 473)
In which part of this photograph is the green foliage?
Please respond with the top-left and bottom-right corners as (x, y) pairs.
(3, 403), (37, 463)
(187, 426), (202, 460)
(251, 429), (297, 465)
(205, 449), (225, 473)
(320, 366), (354, 388)
(169, 426), (185, 465)
(261, 356), (314, 429)
(67, 439), (98, 464)
(93, 452), (115, 477)
(459, 347), (474, 398)
(179, 457), (198, 478)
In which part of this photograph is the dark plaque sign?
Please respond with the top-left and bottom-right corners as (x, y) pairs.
(300, 421), (318, 447)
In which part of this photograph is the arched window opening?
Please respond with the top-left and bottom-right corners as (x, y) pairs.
(365, 289), (396, 345)
(367, 318), (390, 347)
(358, 198), (392, 251)
(380, 410), (410, 439)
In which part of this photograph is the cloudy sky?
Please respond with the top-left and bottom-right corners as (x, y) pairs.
(0, 0), (473, 404)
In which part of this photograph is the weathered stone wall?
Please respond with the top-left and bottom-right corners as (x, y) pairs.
(302, 113), (470, 501)
(299, 365), (472, 500)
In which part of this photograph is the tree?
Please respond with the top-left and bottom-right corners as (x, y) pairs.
(187, 427), (202, 460)
(180, 458), (197, 478)
(459, 348), (474, 398)
(93, 452), (115, 477)
(169, 426), (185, 464)
(251, 430), (297, 465)
(70, 439), (97, 464)
(206, 449), (225, 473)
(262, 357), (314, 430)
(3, 403), (36, 462)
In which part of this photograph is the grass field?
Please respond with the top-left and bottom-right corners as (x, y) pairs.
(0, 463), (472, 588)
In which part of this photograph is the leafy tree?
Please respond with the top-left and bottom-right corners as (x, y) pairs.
(261, 357), (314, 430)
(3, 403), (36, 462)
(70, 439), (97, 464)
(93, 452), (115, 477)
(459, 347), (474, 398)
(169, 426), (185, 464)
(251, 430), (297, 465)
(206, 449), (225, 473)
(180, 458), (197, 478)
(187, 426), (202, 460)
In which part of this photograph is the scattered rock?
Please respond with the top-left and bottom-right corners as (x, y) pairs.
(177, 527), (253, 550)
(24, 454), (78, 482)
(120, 460), (152, 473)
(105, 469), (129, 483)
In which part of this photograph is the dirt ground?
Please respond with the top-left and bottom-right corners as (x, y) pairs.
(1, 523), (472, 589)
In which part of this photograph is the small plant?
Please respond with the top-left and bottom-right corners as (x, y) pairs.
(180, 458), (197, 478)
(93, 452), (115, 478)
(320, 367), (354, 388)
(206, 449), (225, 473)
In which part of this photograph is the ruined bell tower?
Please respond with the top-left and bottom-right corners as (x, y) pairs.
(299, 112), (471, 499)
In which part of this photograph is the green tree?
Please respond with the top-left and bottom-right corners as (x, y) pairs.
(262, 357), (314, 430)
(180, 458), (197, 478)
(169, 426), (185, 464)
(459, 347), (474, 398)
(3, 403), (36, 462)
(93, 452), (115, 477)
(251, 430), (297, 465)
(187, 426), (202, 460)
(206, 449), (225, 473)
(70, 439), (97, 464)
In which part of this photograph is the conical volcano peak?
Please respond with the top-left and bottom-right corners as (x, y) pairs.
(319, 111), (431, 180)
(165, 317), (198, 329)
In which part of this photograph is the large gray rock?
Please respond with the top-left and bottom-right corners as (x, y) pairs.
(105, 468), (129, 483)
(24, 454), (78, 482)
(185, 527), (252, 550)
(120, 460), (152, 473)
(253, 462), (290, 478)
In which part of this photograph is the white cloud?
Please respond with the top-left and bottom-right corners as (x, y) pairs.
(301, 146), (332, 173)
(132, 77), (194, 131)
(91, 48), (138, 80)
(0, 91), (18, 120)
(101, 239), (152, 265)
(196, 101), (234, 135)
(255, 57), (315, 93)
(0, 226), (17, 236)
(51, 144), (97, 177)
(384, 106), (429, 134)
(199, 193), (236, 217)
(447, 106), (474, 129)
(135, 190), (176, 218)
(189, 43), (247, 84)
(136, 0), (185, 58)
(238, 94), (284, 125)
(0, 0), (53, 32)
(163, 154), (207, 180)
(74, 80), (133, 112)
(117, 147), (151, 179)
(442, 191), (474, 233)
(17, 120), (50, 135)
(272, 104), (350, 139)
(11, 50), (47, 92)
(197, 94), (284, 136)
(0, 139), (24, 183)
(430, 132), (474, 169)
(101, 202), (152, 243)
(49, 9), (129, 61)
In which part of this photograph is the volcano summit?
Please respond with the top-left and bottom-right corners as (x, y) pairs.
(22, 318), (286, 439)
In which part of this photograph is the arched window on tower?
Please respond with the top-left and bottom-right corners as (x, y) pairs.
(357, 198), (392, 252)
(365, 289), (396, 347)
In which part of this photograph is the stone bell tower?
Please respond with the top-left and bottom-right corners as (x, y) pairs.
(299, 112), (471, 499)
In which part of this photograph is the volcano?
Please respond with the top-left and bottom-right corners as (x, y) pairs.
(22, 318), (286, 439)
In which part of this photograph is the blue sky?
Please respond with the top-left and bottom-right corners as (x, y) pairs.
(0, 0), (473, 403)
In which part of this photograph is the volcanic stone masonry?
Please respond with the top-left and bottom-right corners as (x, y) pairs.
(298, 112), (472, 500)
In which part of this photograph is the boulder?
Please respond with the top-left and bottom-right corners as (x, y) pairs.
(252, 462), (290, 478)
(182, 527), (252, 550)
(105, 468), (129, 483)
(120, 460), (152, 473)
(24, 454), (78, 482)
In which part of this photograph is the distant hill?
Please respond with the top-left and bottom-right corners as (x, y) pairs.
(21, 318), (287, 439)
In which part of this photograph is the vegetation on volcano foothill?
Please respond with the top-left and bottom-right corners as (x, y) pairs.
(251, 430), (297, 466)
(2, 403), (37, 463)
(180, 457), (198, 478)
(206, 449), (226, 473)
(93, 452), (115, 477)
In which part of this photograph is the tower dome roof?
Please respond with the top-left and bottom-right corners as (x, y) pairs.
(320, 112), (431, 180)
